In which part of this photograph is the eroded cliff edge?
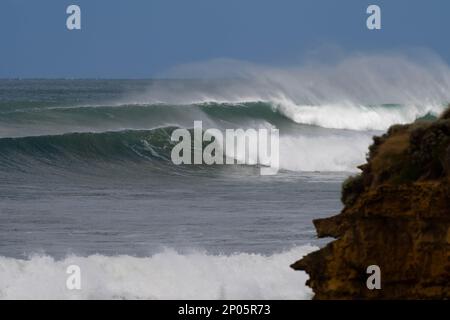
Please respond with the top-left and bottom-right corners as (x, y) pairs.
(292, 108), (450, 299)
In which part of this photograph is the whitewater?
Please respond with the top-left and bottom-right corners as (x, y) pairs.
(0, 246), (316, 299)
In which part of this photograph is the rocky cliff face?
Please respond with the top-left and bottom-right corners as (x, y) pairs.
(292, 108), (450, 299)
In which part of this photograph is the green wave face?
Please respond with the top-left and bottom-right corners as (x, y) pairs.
(0, 127), (255, 177)
(0, 128), (177, 168)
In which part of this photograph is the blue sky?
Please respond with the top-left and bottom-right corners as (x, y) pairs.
(0, 0), (448, 78)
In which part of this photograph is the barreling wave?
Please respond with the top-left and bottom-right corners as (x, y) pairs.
(0, 128), (181, 175)
(0, 128), (377, 175)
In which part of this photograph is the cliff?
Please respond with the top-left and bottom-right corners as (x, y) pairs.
(292, 107), (450, 299)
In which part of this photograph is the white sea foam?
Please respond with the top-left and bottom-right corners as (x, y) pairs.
(0, 245), (316, 300)
(278, 133), (372, 172)
(224, 124), (372, 172)
(271, 98), (442, 131)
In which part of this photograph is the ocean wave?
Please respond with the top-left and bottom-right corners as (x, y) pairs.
(0, 245), (316, 300)
(0, 99), (440, 173)
(271, 98), (442, 131)
(0, 128), (176, 162)
(0, 125), (373, 174)
(0, 100), (442, 138)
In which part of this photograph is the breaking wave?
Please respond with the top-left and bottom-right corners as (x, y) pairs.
(0, 100), (443, 137)
(0, 245), (316, 300)
(0, 100), (440, 174)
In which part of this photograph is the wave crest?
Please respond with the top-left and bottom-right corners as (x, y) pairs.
(272, 98), (441, 131)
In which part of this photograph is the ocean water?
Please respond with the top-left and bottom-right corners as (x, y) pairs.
(0, 79), (445, 299)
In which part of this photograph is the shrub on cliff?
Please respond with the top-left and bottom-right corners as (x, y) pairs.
(341, 174), (364, 206)
(440, 105), (450, 119)
(408, 118), (450, 179)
